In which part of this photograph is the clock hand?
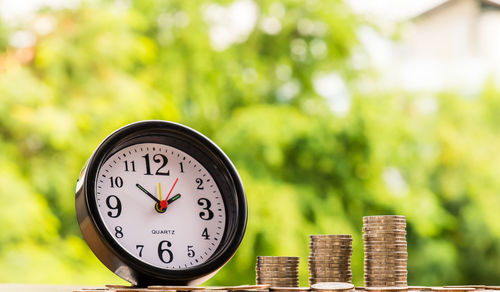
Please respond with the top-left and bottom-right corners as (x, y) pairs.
(160, 177), (179, 210)
(136, 183), (160, 204)
(166, 193), (181, 205)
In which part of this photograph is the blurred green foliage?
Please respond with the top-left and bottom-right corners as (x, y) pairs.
(0, 0), (499, 287)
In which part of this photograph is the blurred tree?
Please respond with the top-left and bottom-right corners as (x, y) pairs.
(0, 0), (499, 287)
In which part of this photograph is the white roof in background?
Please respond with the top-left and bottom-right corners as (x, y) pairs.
(346, 0), (448, 21)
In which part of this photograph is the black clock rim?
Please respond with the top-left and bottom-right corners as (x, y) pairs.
(82, 120), (247, 283)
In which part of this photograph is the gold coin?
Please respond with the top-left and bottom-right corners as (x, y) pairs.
(257, 273), (299, 278)
(310, 244), (353, 248)
(363, 271), (408, 275)
(309, 250), (352, 254)
(363, 225), (406, 229)
(257, 266), (299, 270)
(311, 278), (352, 282)
(443, 286), (485, 289)
(310, 239), (353, 243)
(364, 243), (407, 246)
(363, 215), (406, 220)
(310, 234), (353, 238)
(431, 289), (475, 292)
(363, 240), (407, 244)
(309, 266), (351, 270)
(309, 264), (351, 268)
(256, 279), (299, 282)
(363, 232), (406, 236)
(258, 256), (299, 261)
(309, 253), (352, 258)
(363, 220), (406, 224)
(363, 233), (406, 237)
(363, 225), (407, 229)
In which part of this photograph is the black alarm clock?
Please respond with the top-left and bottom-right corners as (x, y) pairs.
(75, 120), (247, 286)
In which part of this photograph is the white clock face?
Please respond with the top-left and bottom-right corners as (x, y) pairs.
(94, 142), (226, 269)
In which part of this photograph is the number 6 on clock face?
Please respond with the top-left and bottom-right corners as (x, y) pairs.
(75, 121), (247, 286)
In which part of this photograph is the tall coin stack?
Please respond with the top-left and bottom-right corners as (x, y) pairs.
(308, 235), (353, 285)
(256, 256), (300, 287)
(363, 215), (407, 287)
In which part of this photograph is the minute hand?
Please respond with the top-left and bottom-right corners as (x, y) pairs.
(136, 183), (160, 203)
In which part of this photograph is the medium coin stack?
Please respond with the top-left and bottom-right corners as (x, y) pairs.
(363, 215), (407, 287)
(308, 235), (353, 285)
(256, 256), (300, 287)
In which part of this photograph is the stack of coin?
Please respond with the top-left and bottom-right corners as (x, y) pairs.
(308, 235), (353, 285)
(363, 215), (407, 287)
(256, 256), (300, 287)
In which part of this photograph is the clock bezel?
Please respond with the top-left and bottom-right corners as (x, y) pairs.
(76, 120), (247, 286)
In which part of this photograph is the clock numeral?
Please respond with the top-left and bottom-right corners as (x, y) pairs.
(136, 245), (144, 257)
(179, 162), (184, 173)
(197, 198), (214, 220)
(109, 176), (123, 188)
(196, 178), (204, 190)
(115, 226), (123, 238)
(187, 245), (195, 258)
(105, 195), (122, 218)
(143, 154), (170, 176)
(124, 160), (136, 172)
(202, 228), (210, 240)
(158, 240), (173, 263)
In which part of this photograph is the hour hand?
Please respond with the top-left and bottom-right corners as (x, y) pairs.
(136, 183), (160, 203)
(167, 194), (181, 205)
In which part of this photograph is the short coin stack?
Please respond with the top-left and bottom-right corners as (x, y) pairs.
(363, 215), (407, 287)
(256, 256), (300, 287)
(308, 235), (353, 285)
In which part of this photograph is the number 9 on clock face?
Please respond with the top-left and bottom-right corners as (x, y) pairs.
(76, 121), (247, 286)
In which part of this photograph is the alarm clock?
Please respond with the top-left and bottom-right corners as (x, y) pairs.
(75, 120), (247, 286)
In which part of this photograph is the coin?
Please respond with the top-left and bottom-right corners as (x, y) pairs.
(431, 288), (475, 292)
(308, 263), (351, 268)
(270, 287), (310, 292)
(310, 234), (353, 238)
(364, 287), (409, 292)
(226, 285), (272, 290)
(148, 286), (207, 290)
(311, 282), (355, 291)
(363, 215), (406, 220)
(257, 259), (300, 263)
